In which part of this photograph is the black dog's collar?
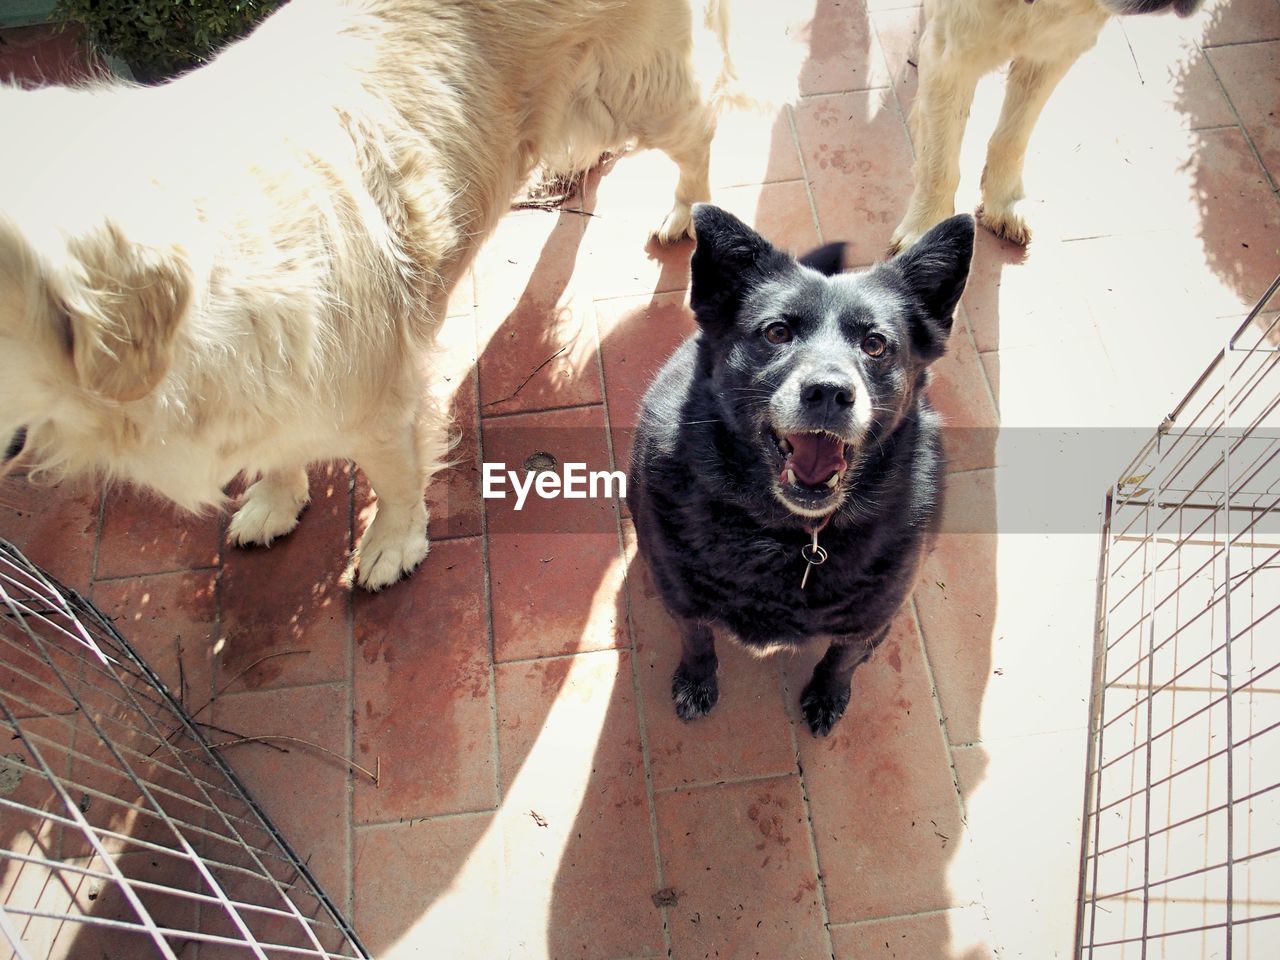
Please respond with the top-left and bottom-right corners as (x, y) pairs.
(799, 513), (834, 590)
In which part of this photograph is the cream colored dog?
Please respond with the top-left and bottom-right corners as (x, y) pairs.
(890, 0), (1201, 253)
(0, 0), (734, 589)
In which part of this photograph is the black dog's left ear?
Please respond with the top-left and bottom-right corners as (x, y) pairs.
(690, 204), (791, 335)
(887, 214), (974, 358)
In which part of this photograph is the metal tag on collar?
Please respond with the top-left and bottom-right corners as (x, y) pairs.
(800, 526), (829, 590)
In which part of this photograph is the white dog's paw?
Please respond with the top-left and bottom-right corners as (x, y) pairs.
(976, 201), (1031, 247)
(652, 201), (695, 245)
(355, 505), (430, 591)
(887, 227), (918, 256)
(888, 217), (934, 255)
(229, 472), (309, 547)
(890, 202), (959, 255)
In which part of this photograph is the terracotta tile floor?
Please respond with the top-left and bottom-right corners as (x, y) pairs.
(3, 0), (1279, 956)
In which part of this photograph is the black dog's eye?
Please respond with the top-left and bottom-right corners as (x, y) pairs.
(764, 322), (792, 344)
(861, 333), (888, 357)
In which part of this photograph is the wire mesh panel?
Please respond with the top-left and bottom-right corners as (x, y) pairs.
(1078, 275), (1280, 959)
(0, 540), (369, 959)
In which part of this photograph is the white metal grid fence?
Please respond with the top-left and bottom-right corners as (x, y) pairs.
(1078, 274), (1280, 958)
(0, 539), (369, 959)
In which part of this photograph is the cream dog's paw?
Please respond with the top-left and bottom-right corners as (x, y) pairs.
(652, 201), (695, 245)
(977, 201), (1031, 246)
(229, 471), (309, 547)
(354, 504), (429, 591)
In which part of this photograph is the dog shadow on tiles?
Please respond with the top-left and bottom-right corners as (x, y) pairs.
(346, 110), (998, 960)
(1169, 0), (1280, 338)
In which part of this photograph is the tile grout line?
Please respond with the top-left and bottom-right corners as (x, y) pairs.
(778, 658), (838, 959)
(1200, 35), (1280, 51)
(586, 296), (620, 479)
(906, 594), (1000, 954)
(199, 471), (230, 948)
(864, 0), (914, 131)
(1200, 39), (1280, 198)
(873, 6), (919, 165)
(588, 268), (674, 958)
(907, 597), (966, 820)
(786, 103), (826, 247)
(473, 347), (505, 813)
(344, 462), (356, 922)
(469, 328), (513, 956)
(88, 488), (107, 593)
(956, 303), (999, 418)
(620, 578), (674, 960)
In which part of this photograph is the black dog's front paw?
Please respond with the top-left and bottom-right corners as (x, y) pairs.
(801, 676), (851, 737)
(672, 668), (719, 721)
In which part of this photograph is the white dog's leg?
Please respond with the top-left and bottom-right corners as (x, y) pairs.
(653, 133), (713, 244)
(890, 27), (983, 254)
(978, 54), (1083, 246)
(228, 468), (311, 547)
(353, 421), (435, 591)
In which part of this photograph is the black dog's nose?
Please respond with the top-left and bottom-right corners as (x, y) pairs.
(800, 381), (854, 411)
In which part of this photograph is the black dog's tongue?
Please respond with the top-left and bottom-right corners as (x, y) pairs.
(783, 433), (845, 485)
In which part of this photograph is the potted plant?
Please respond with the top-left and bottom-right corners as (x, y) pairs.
(53, 0), (281, 83)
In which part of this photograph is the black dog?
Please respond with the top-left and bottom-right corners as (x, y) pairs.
(627, 205), (974, 736)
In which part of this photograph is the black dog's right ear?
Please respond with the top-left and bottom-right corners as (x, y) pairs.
(891, 213), (974, 317)
(886, 213), (974, 360)
(798, 242), (847, 277)
(690, 204), (791, 334)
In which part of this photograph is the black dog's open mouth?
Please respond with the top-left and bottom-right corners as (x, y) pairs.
(771, 429), (848, 509)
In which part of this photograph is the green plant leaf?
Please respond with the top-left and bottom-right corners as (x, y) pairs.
(54, 0), (282, 82)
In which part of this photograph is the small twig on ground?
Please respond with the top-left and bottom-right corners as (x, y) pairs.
(189, 736), (380, 784)
(483, 346), (568, 408)
(192, 719), (290, 754)
(148, 648), (312, 758)
(174, 636), (187, 708)
(207, 649), (312, 707)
